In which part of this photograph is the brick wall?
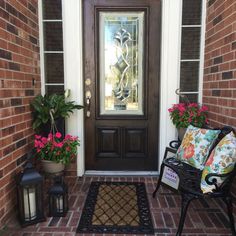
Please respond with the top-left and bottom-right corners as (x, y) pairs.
(0, 0), (40, 227)
(203, 0), (236, 128)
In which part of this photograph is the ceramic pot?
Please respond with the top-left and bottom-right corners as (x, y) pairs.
(178, 127), (187, 141)
(41, 160), (65, 174)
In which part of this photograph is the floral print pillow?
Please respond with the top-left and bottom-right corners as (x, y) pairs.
(176, 125), (220, 169)
(201, 132), (236, 194)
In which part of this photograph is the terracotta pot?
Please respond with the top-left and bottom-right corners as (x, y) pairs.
(41, 160), (65, 174)
(178, 127), (187, 141)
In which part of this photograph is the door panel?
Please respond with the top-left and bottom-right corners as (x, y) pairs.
(124, 128), (147, 159)
(83, 0), (161, 171)
(96, 127), (121, 158)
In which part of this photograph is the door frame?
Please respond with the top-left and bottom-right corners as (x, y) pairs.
(62, 0), (183, 176)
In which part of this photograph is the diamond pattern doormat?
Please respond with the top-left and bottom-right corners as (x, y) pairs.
(77, 182), (154, 234)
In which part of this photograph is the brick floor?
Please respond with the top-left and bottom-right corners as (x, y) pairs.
(5, 176), (236, 236)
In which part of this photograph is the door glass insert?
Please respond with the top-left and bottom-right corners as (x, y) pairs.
(99, 12), (144, 115)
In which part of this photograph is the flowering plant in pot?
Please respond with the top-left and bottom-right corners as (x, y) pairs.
(34, 131), (79, 173)
(168, 103), (209, 140)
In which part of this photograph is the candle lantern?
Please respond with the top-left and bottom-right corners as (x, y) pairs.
(16, 162), (45, 226)
(48, 176), (68, 217)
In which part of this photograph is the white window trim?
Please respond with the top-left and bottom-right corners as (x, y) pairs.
(38, 0), (45, 95)
(198, 0), (207, 103)
(178, 0), (207, 103)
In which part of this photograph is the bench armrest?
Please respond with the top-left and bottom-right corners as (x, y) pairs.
(205, 171), (236, 193)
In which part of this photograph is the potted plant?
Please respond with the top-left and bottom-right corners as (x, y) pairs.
(34, 132), (79, 173)
(31, 91), (83, 135)
(168, 102), (209, 140)
(31, 90), (83, 173)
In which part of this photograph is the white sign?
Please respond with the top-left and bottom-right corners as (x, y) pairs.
(161, 166), (179, 190)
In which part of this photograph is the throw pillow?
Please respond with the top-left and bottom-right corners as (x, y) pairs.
(176, 125), (220, 169)
(201, 131), (236, 194)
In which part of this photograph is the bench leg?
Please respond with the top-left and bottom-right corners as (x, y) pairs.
(176, 193), (194, 236)
(152, 164), (165, 198)
(223, 196), (236, 236)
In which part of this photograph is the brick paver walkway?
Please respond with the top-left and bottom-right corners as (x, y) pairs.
(6, 176), (236, 236)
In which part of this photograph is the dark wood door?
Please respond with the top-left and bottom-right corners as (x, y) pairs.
(83, 0), (161, 171)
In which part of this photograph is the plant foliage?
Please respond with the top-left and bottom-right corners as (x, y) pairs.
(168, 103), (209, 128)
(31, 93), (83, 132)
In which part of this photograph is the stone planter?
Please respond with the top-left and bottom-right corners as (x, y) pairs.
(41, 160), (65, 174)
(178, 127), (187, 141)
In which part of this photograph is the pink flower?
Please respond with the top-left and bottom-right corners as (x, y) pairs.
(72, 136), (78, 141)
(177, 104), (186, 112)
(41, 137), (47, 144)
(55, 132), (62, 139)
(201, 105), (208, 111)
(34, 140), (39, 148)
(188, 103), (198, 108)
(38, 141), (44, 148)
(54, 142), (63, 148)
(35, 135), (41, 139)
(48, 133), (53, 140)
(65, 134), (72, 140)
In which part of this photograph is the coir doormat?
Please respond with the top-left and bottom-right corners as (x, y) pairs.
(77, 181), (154, 234)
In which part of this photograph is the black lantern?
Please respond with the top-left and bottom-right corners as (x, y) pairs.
(16, 162), (45, 226)
(48, 176), (68, 217)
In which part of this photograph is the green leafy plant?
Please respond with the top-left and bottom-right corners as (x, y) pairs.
(168, 103), (209, 128)
(31, 93), (83, 132)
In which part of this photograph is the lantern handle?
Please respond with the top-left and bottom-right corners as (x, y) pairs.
(24, 161), (33, 169)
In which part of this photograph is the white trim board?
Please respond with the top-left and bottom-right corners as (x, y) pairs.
(63, 0), (85, 176)
(85, 171), (159, 176)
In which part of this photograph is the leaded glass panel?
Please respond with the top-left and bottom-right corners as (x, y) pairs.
(99, 12), (144, 115)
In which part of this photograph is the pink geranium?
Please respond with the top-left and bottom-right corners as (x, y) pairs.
(34, 132), (80, 165)
(168, 102), (208, 128)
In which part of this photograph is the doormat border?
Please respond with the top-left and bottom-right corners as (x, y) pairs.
(76, 181), (154, 234)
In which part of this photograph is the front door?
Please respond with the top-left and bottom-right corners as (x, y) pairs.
(83, 0), (161, 171)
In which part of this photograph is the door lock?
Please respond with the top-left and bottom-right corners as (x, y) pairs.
(85, 91), (91, 117)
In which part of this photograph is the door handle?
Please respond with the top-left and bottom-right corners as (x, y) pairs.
(85, 91), (91, 117)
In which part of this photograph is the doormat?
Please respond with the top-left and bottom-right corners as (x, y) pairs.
(76, 181), (154, 234)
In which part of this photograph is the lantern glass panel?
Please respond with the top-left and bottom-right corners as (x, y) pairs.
(56, 195), (64, 213)
(23, 187), (37, 221)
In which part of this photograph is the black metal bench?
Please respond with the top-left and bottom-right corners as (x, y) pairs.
(153, 126), (236, 236)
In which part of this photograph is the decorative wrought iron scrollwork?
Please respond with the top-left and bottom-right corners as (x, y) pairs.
(205, 171), (235, 192)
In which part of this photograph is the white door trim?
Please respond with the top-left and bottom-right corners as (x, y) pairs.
(158, 0), (182, 170)
(63, 0), (85, 176)
(62, 0), (183, 176)
(85, 171), (159, 176)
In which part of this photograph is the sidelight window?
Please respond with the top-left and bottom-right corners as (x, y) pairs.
(179, 0), (205, 102)
(39, 0), (64, 95)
